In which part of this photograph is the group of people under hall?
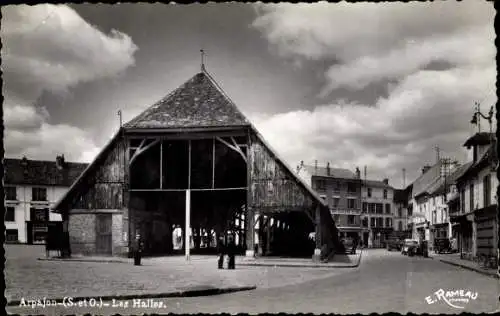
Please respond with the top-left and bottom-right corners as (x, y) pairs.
(217, 235), (236, 269)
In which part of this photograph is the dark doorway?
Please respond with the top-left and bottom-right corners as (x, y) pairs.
(363, 232), (369, 247)
(96, 214), (112, 255)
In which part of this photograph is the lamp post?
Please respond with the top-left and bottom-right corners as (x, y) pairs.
(470, 102), (493, 133)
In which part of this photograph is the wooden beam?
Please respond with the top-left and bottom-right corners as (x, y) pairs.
(188, 140), (191, 189)
(216, 136), (247, 163)
(129, 138), (160, 166)
(212, 137), (215, 189)
(160, 140), (163, 189)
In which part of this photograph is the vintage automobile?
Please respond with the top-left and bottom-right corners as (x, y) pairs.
(401, 239), (419, 256)
(386, 238), (403, 251)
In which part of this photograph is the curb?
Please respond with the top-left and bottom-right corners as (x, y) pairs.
(6, 285), (257, 307)
(432, 257), (499, 279)
(238, 250), (363, 269)
(38, 257), (129, 264)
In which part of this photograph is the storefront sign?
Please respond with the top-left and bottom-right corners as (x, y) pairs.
(30, 208), (48, 222)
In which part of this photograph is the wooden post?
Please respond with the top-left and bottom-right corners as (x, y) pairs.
(245, 131), (255, 257)
(313, 205), (322, 262)
(160, 140), (163, 189)
(185, 189), (191, 261)
(212, 138), (215, 189)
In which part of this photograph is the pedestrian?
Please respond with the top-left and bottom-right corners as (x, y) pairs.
(133, 233), (143, 266)
(352, 235), (358, 254)
(227, 235), (236, 269)
(217, 237), (225, 269)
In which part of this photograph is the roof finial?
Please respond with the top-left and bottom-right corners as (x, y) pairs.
(200, 49), (206, 72)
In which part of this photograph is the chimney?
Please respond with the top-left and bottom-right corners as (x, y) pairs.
(364, 166), (367, 181)
(355, 167), (361, 179)
(56, 154), (66, 170)
(21, 156), (29, 175)
(422, 165), (431, 174)
(326, 162), (331, 176)
(315, 160), (318, 175)
(383, 178), (389, 185)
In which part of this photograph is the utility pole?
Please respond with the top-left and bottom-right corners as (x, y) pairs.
(435, 146), (440, 164)
(402, 168), (406, 188)
(200, 49), (206, 72)
(117, 110), (122, 128)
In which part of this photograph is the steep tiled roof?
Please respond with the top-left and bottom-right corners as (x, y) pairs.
(430, 162), (473, 196)
(123, 72), (250, 129)
(303, 165), (357, 179)
(4, 158), (88, 187)
(409, 161), (443, 199)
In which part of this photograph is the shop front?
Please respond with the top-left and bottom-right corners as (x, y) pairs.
(27, 208), (50, 244)
(371, 227), (393, 248)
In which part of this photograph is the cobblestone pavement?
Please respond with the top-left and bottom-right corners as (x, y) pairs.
(9, 248), (497, 315)
(5, 245), (346, 308)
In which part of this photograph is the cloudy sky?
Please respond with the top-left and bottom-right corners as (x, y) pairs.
(1, 2), (496, 188)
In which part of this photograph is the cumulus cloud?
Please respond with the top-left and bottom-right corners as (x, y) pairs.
(251, 1), (496, 187)
(2, 4), (138, 162)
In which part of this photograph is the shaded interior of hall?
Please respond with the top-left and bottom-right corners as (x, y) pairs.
(128, 136), (316, 257)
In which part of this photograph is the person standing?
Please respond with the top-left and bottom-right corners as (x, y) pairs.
(227, 235), (236, 269)
(217, 237), (225, 269)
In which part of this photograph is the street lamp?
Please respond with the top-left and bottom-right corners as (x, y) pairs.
(470, 102), (494, 133)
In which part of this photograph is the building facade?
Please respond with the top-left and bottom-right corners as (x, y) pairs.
(451, 132), (497, 263)
(4, 156), (88, 244)
(361, 179), (394, 248)
(300, 163), (362, 241)
(393, 187), (412, 237)
(52, 71), (341, 259)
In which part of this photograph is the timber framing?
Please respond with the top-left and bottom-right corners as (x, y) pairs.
(52, 70), (338, 258)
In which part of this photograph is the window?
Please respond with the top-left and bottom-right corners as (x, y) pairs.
(385, 218), (391, 228)
(347, 183), (357, 194)
(348, 215), (355, 225)
(32, 187), (47, 201)
(362, 217), (368, 227)
(367, 188), (372, 197)
(333, 214), (340, 223)
(408, 205), (413, 217)
(347, 199), (357, 209)
(483, 175), (491, 207)
(377, 217), (383, 227)
(376, 203), (383, 214)
(5, 207), (15, 222)
(362, 202), (367, 213)
(469, 183), (474, 211)
(432, 211), (437, 224)
(398, 207), (402, 218)
(383, 189), (388, 199)
(333, 181), (340, 192)
(333, 198), (340, 208)
(370, 218), (375, 227)
(398, 221), (403, 231)
(6, 229), (18, 243)
(385, 203), (391, 214)
(369, 203), (376, 213)
(5, 186), (17, 200)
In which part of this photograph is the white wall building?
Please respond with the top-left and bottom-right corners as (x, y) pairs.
(4, 156), (88, 244)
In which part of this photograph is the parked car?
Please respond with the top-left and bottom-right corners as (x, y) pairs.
(387, 238), (403, 251)
(341, 238), (357, 254)
(401, 239), (419, 256)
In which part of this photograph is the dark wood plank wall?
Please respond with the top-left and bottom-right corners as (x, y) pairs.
(249, 136), (314, 211)
(73, 138), (127, 210)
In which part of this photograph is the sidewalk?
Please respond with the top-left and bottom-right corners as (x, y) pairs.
(7, 254), (346, 306)
(239, 250), (362, 268)
(431, 252), (499, 279)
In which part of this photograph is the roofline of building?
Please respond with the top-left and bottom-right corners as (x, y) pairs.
(52, 128), (124, 212)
